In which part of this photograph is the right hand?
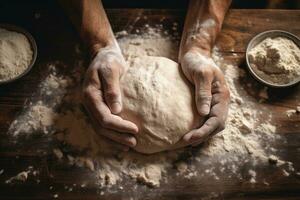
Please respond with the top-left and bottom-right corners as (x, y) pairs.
(180, 50), (230, 146)
(82, 45), (138, 151)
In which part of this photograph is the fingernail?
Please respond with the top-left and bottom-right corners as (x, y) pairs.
(190, 135), (199, 141)
(128, 137), (137, 147)
(200, 104), (210, 115)
(183, 134), (192, 142)
(111, 102), (121, 114)
(133, 126), (139, 134)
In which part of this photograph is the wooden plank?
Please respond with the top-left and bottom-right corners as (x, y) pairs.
(218, 9), (300, 52)
(105, 9), (300, 52)
(0, 3), (299, 199)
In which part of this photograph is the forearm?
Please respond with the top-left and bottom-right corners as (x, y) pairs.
(179, 0), (231, 60)
(59, 0), (117, 56)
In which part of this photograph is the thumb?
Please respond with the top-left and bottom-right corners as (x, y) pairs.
(102, 70), (123, 114)
(195, 75), (213, 116)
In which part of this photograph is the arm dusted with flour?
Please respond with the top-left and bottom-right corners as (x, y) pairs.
(60, 0), (138, 151)
(179, 0), (231, 57)
(179, 0), (231, 146)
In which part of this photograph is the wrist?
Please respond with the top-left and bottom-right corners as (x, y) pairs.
(89, 39), (118, 59)
(186, 46), (211, 57)
(181, 49), (218, 70)
(90, 43), (126, 69)
(88, 41), (111, 58)
(180, 46), (211, 63)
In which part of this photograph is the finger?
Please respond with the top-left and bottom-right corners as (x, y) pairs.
(100, 113), (139, 134)
(183, 116), (219, 143)
(191, 127), (220, 147)
(107, 139), (130, 151)
(100, 128), (137, 147)
(210, 89), (230, 119)
(84, 87), (138, 134)
(211, 69), (229, 94)
(211, 81), (222, 94)
(195, 71), (213, 116)
(83, 67), (101, 89)
(100, 66), (122, 114)
(84, 107), (134, 149)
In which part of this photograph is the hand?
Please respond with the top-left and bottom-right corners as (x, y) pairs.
(82, 45), (138, 151)
(180, 50), (230, 146)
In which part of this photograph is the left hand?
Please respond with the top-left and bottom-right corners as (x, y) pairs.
(180, 49), (230, 146)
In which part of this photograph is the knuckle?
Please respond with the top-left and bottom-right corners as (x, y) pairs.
(105, 89), (119, 101)
(216, 118), (226, 131)
(197, 90), (212, 103)
(100, 61), (120, 73)
(220, 87), (231, 102)
(215, 66), (223, 74)
(100, 65), (112, 76)
(212, 81), (220, 88)
(197, 91), (212, 99)
(225, 88), (231, 99)
(125, 137), (136, 146)
(82, 87), (91, 96)
(100, 116), (111, 127)
(196, 68), (213, 78)
(82, 87), (93, 101)
(192, 133), (202, 141)
(91, 61), (102, 70)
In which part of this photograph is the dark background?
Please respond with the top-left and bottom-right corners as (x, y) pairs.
(101, 0), (300, 9)
(0, 0), (300, 10)
(0, 0), (299, 26)
(0, 1), (300, 200)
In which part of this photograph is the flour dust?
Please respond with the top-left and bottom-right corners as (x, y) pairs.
(6, 26), (297, 192)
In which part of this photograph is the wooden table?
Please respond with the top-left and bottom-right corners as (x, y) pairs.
(0, 1), (300, 199)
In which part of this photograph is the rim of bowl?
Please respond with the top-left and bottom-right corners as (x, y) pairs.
(246, 30), (300, 88)
(0, 24), (37, 85)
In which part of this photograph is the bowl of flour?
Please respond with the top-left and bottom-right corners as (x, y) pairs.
(246, 30), (300, 88)
(0, 24), (37, 85)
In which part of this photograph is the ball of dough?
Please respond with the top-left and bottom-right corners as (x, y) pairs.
(118, 56), (202, 154)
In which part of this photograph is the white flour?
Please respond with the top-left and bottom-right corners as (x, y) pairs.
(248, 37), (300, 85)
(0, 28), (33, 81)
(7, 26), (295, 189)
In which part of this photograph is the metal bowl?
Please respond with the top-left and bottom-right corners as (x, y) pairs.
(246, 30), (300, 88)
(0, 24), (37, 85)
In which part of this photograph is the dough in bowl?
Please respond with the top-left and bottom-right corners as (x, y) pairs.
(102, 56), (203, 154)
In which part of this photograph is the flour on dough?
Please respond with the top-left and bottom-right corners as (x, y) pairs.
(100, 56), (202, 154)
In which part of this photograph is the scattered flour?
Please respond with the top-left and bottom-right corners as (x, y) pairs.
(0, 28), (33, 82)
(296, 106), (300, 113)
(286, 109), (297, 118)
(5, 166), (38, 184)
(6, 26), (293, 189)
(282, 169), (290, 177)
(53, 148), (63, 160)
(248, 37), (300, 85)
(5, 171), (29, 184)
(248, 169), (257, 184)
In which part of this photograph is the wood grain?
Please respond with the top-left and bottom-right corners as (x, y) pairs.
(0, 1), (299, 199)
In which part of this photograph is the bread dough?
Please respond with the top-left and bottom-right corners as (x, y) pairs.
(122, 56), (202, 153)
(103, 56), (202, 154)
